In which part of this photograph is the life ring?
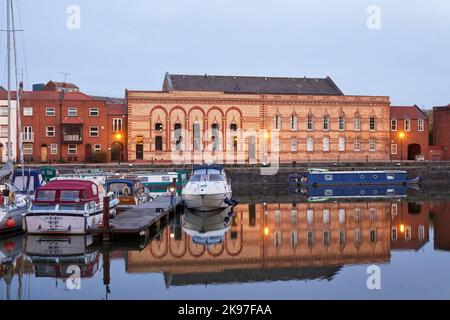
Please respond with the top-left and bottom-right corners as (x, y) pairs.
(122, 186), (131, 196)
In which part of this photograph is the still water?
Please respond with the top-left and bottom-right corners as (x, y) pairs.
(2, 191), (450, 300)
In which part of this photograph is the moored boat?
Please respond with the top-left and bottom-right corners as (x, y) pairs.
(23, 179), (119, 235)
(134, 171), (189, 197)
(105, 178), (149, 212)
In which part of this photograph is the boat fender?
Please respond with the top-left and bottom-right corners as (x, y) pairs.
(5, 218), (16, 229)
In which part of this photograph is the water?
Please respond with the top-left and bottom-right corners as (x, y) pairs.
(2, 190), (450, 300)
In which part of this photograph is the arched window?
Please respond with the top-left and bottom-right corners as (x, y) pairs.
(174, 123), (182, 151)
(230, 123), (237, 132)
(155, 123), (163, 131)
(193, 122), (201, 151)
(155, 136), (163, 151)
(211, 123), (219, 151)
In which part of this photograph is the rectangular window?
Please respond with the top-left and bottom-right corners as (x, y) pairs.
(323, 137), (330, 152)
(369, 138), (376, 151)
(404, 119), (411, 131)
(355, 229), (362, 244)
(405, 226), (412, 240)
(68, 144), (77, 155)
(113, 118), (123, 132)
(275, 210), (281, 225)
(274, 115), (281, 131)
(418, 225), (425, 241)
(339, 137), (346, 151)
(339, 115), (345, 131)
(369, 117), (376, 131)
(323, 230), (331, 246)
(392, 227), (398, 241)
(23, 107), (33, 116)
(290, 115), (297, 131)
(291, 231), (298, 248)
(23, 143), (33, 155)
(68, 107), (77, 117)
(339, 209), (346, 224)
(323, 209), (330, 224)
(307, 115), (314, 131)
(0, 106), (8, 117)
(391, 203), (398, 215)
(307, 230), (314, 246)
(45, 126), (55, 137)
(323, 115), (330, 131)
(391, 119), (397, 131)
(290, 210), (298, 225)
(0, 125), (8, 138)
(370, 229), (377, 243)
(325, 175), (333, 181)
(354, 208), (361, 223)
(354, 137), (361, 151)
(89, 126), (99, 137)
(391, 144), (398, 155)
(307, 137), (314, 152)
(418, 119), (424, 132)
(94, 144), (101, 152)
(290, 138), (298, 152)
(89, 108), (99, 117)
(354, 115), (361, 131)
(370, 208), (377, 223)
(339, 230), (346, 245)
(307, 209), (314, 225)
(46, 107), (56, 116)
(50, 143), (58, 155)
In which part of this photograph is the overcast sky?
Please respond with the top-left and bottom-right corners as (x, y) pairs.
(1, 0), (449, 108)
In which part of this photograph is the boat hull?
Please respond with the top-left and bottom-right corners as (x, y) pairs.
(0, 207), (28, 237)
(183, 192), (232, 211)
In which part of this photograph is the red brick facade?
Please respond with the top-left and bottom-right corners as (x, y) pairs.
(432, 104), (450, 160)
(107, 103), (128, 162)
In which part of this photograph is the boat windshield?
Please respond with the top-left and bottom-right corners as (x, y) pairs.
(109, 183), (133, 196)
(190, 173), (224, 182)
(60, 190), (82, 202)
(193, 169), (221, 175)
(36, 190), (56, 202)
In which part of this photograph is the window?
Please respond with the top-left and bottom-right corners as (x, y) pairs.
(23, 107), (33, 116)
(0, 106), (7, 117)
(274, 115), (281, 131)
(323, 115), (330, 131)
(155, 136), (163, 151)
(290, 115), (297, 131)
(275, 210), (281, 225)
(307, 137), (314, 152)
(307, 230), (314, 246)
(354, 208), (361, 223)
(211, 123), (218, 151)
(391, 144), (398, 155)
(339, 137), (346, 151)
(323, 137), (330, 152)
(193, 123), (201, 151)
(369, 138), (376, 151)
(370, 208), (377, 223)
(307, 209), (314, 225)
(0, 125), (8, 138)
(392, 227), (398, 241)
(339, 115), (345, 131)
(323, 209), (330, 224)
(93, 144), (101, 152)
(354, 115), (361, 131)
(46, 126), (55, 137)
(89, 126), (99, 137)
(339, 209), (346, 224)
(418, 119), (424, 132)
(391, 119), (397, 131)
(275, 231), (282, 247)
(323, 230), (331, 246)
(291, 231), (298, 248)
(113, 118), (123, 132)
(50, 144), (58, 155)
(339, 230), (346, 245)
(355, 229), (362, 244)
(89, 108), (99, 116)
(405, 226), (412, 240)
(290, 138), (298, 152)
(23, 126), (33, 141)
(46, 107), (56, 116)
(370, 229), (377, 243)
(23, 143), (33, 155)
(369, 117), (376, 131)
(154, 122), (163, 132)
(354, 137), (361, 151)
(418, 225), (425, 241)
(404, 119), (410, 131)
(290, 210), (298, 224)
(68, 144), (77, 155)
(391, 203), (398, 216)
(307, 114), (314, 131)
(325, 175), (333, 181)
(68, 108), (77, 117)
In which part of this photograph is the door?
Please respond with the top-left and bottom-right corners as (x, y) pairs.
(85, 144), (93, 162)
(40, 145), (48, 163)
(136, 144), (144, 160)
(0, 143), (3, 163)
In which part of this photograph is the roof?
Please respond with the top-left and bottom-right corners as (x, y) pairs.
(61, 116), (84, 125)
(20, 91), (94, 101)
(391, 105), (428, 119)
(91, 95), (126, 104)
(38, 179), (96, 191)
(163, 73), (344, 96)
(107, 103), (127, 116)
(106, 178), (137, 186)
(44, 81), (79, 90)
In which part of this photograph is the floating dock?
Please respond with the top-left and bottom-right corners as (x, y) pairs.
(88, 196), (181, 240)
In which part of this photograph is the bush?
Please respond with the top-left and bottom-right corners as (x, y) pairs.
(92, 151), (107, 163)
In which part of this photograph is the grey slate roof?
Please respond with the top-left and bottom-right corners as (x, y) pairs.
(91, 95), (126, 104)
(163, 72), (344, 95)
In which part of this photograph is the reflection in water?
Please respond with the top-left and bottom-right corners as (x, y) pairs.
(1, 198), (450, 299)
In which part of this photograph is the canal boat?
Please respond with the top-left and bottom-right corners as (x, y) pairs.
(289, 169), (421, 187)
(134, 171), (190, 197)
(23, 179), (119, 235)
(39, 166), (59, 182)
(105, 178), (149, 211)
(182, 165), (233, 211)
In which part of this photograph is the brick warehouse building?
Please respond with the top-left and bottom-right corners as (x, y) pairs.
(390, 105), (429, 161)
(432, 104), (450, 160)
(127, 73), (391, 164)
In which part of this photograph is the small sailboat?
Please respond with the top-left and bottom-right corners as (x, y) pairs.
(182, 165), (233, 212)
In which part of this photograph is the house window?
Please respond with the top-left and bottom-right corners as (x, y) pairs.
(391, 119), (397, 131)
(323, 115), (330, 131)
(93, 144), (101, 152)
(339, 230), (346, 245)
(405, 226), (412, 240)
(23, 126), (33, 141)
(291, 231), (298, 248)
(89, 126), (99, 137)
(68, 144), (77, 155)
(339, 137), (346, 151)
(339, 209), (346, 224)
(23, 107), (33, 116)
(89, 108), (99, 117)
(113, 118), (123, 132)
(339, 115), (345, 131)
(46, 126), (55, 137)
(354, 208), (361, 223)
(404, 119), (411, 131)
(68, 108), (77, 117)
(307, 230), (314, 246)
(418, 225), (425, 241)
(323, 137), (330, 152)
(275, 210), (281, 225)
(155, 136), (163, 151)
(370, 229), (377, 243)
(211, 123), (219, 151)
(23, 143), (33, 155)
(307, 209), (314, 225)
(307, 115), (314, 131)
(354, 137), (361, 151)
(418, 119), (424, 132)
(355, 229), (362, 244)
(307, 137), (314, 152)
(274, 115), (281, 131)
(323, 209), (330, 224)
(391, 144), (398, 155)
(290, 210), (298, 224)
(0, 125), (8, 138)
(392, 227), (398, 241)
(154, 122), (163, 132)
(391, 203), (398, 215)
(323, 230), (331, 246)
(275, 231), (282, 247)
(0, 106), (7, 117)
(46, 107), (56, 117)
(370, 208), (377, 223)
(290, 115), (298, 131)
(369, 138), (376, 151)
(193, 123), (201, 151)
(50, 144), (58, 155)
(354, 115), (361, 131)
(290, 138), (298, 152)
(369, 117), (376, 131)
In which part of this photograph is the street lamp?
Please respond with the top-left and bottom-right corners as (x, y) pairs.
(114, 133), (123, 165)
(399, 132), (405, 162)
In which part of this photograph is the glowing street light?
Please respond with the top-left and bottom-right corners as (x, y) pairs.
(399, 132), (405, 162)
(115, 133), (122, 140)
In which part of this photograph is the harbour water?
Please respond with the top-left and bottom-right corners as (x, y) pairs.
(2, 186), (450, 300)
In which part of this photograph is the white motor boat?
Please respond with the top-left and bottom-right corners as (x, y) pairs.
(182, 165), (232, 211)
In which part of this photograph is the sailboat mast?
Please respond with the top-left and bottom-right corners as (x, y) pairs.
(6, 0), (12, 161)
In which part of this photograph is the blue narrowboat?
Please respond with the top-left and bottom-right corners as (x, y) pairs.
(300, 185), (408, 201)
(289, 169), (421, 187)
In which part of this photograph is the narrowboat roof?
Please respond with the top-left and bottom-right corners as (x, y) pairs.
(106, 178), (138, 185)
(13, 169), (42, 176)
(307, 170), (407, 174)
(37, 180), (96, 191)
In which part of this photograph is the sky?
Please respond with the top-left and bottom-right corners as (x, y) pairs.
(1, 0), (449, 108)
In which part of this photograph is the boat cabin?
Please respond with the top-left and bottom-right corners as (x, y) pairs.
(135, 171), (189, 195)
(106, 178), (146, 208)
(34, 180), (100, 205)
(190, 165), (227, 182)
(12, 169), (45, 193)
(39, 166), (59, 182)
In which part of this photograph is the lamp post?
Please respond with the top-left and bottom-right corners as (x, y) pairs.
(114, 133), (123, 165)
(399, 132), (405, 162)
